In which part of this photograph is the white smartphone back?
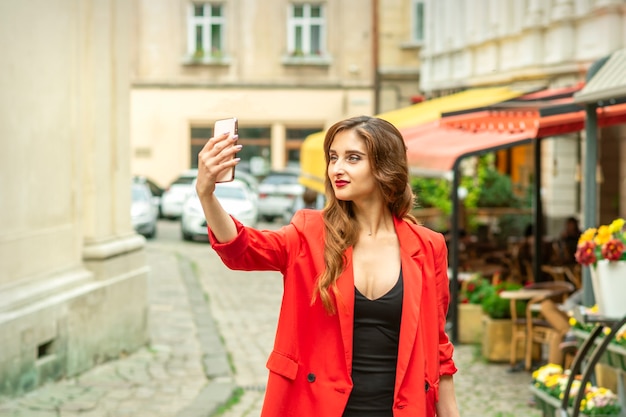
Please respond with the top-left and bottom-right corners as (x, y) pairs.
(213, 117), (238, 183)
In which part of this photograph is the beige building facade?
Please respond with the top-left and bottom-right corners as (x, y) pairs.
(130, 0), (423, 188)
(0, 0), (424, 399)
(0, 1), (148, 397)
(419, 0), (626, 235)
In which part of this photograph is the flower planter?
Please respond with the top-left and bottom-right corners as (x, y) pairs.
(481, 315), (524, 363)
(530, 383), (621, 417)
(591, 260), (626, 318)
(572, 329), (626, 371)
(458, 303), (484, 344)
(529, 384), (561, 417)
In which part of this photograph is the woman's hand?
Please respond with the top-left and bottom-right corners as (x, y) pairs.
(196, 132), (241, 198)
(195, 132), (242, 243)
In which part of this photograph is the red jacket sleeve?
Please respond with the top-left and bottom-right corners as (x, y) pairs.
(208, 211), (306, 273)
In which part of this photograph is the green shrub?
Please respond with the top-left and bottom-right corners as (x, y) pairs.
(480, 281), (525, 319)
(459, 275), (491, 305)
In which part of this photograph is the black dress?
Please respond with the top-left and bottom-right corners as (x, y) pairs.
(343, 270), (403, 417)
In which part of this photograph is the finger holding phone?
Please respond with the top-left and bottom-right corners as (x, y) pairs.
(196, 117), (241, 242)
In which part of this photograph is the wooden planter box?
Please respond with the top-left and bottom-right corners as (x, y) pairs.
(458, 303), (484, 344)
(481, 315), (524, 363)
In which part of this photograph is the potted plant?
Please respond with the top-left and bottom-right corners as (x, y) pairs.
(458, 275), (490, 344)
(575, 218), (626, 317)
(480, 281), (524, 319)
(192, 48), (205, 61)
(480, 281), (525, 362)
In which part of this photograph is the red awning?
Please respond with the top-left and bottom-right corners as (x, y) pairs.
(402, 100), (626, 176)
(402, 122), (532, 176)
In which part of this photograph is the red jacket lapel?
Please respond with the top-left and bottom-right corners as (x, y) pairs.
(394, 217), (425, 388)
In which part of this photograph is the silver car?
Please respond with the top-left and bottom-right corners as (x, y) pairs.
(257, 170), (304, 222)
(181, 179), (258, 241)
(131, 183), (159, 238)
(161, 169), (198, 219)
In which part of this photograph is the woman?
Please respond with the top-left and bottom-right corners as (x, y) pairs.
(196, 116), (460, 417)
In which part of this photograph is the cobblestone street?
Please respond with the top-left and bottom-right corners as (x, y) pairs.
(0, 220), (541, 417)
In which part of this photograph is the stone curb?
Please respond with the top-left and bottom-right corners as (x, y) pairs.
(176, 255), (237, 417)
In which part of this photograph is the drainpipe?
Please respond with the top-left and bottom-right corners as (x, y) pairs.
(372, 0), (380, 114)
(582, 104), (598, 306)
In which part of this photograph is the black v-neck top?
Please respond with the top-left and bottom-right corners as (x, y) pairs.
(342, 269), (403, 417)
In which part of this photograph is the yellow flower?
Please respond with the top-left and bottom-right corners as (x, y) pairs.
(609, 218), (625, 234)
(589, 304), (599, 313)
(594, 225), (612, 245)
(578, 228), (597, 244)
(569, 317), (577, 327)
(603, 327), (611, 336)
(545, 374), (561, 387)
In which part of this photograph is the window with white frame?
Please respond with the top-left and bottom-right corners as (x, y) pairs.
(411, 0), (425, 43)
(287, 4), (326, 57)
(188, 3), (225, 59)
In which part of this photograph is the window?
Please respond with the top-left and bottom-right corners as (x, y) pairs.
(190, 127), (212, 168)
(188, 3), (225, 59)
(287, 4), (325, 57)
(286, 127), (320, 163)
(411, 0), (425, 43)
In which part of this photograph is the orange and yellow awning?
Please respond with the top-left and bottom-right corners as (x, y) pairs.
(299, 87), (525, 193)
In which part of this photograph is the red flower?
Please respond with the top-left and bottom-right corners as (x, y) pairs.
(467, 282), (476, 292)
(575, 241), (597, 266)
(601, 238), (625, 261)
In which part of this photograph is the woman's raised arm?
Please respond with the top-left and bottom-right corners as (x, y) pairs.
(195, 132), (242, 243)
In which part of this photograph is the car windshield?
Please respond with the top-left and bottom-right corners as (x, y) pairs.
(262, 174), (298, 185)
(215, 186), (246, 200)
(132, 186), (150, 202)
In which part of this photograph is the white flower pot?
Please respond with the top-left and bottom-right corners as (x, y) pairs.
(591, 260), (626, 318)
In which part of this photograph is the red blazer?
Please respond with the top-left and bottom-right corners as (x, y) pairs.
(210, 210), (457, 417)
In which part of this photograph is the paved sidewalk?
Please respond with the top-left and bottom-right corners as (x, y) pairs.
(0, 247), (235, 417)
(0, 234), (542, 417)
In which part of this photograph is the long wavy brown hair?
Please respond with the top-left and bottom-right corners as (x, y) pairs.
(314, 116), (417, 314)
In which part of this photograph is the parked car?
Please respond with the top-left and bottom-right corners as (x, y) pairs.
(161, 169), (198, 219)
(181, 179), (258, 241)
(234, 169), (260, 194)
(131, 182), (159, 238)
(257, 169), (304, 222)
(133, 175), (164, 217)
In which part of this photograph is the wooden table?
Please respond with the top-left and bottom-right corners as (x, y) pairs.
(500, 289), (553, 302)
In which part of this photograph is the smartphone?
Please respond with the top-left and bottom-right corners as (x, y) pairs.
(213, 117), (238, 183)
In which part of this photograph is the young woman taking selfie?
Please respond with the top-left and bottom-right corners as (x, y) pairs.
(195, 115), (460, 417)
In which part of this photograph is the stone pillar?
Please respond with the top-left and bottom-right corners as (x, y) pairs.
(0, 0), (148, 398)
(271, 122), (287, 170)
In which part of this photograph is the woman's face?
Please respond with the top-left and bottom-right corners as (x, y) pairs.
(327, 129), (378, 203)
